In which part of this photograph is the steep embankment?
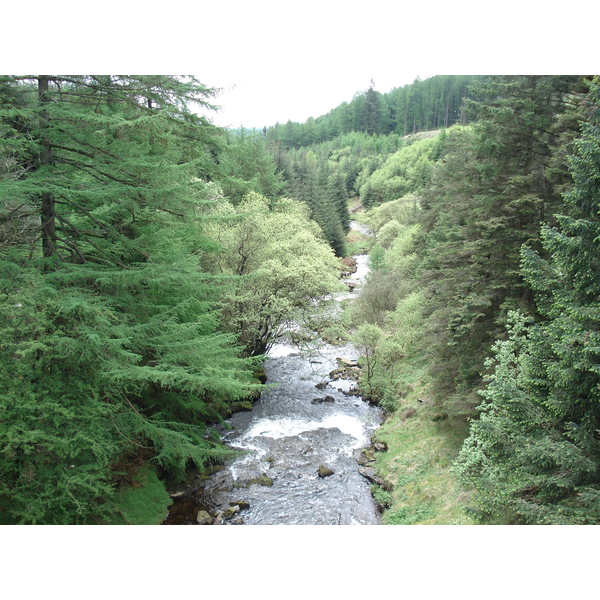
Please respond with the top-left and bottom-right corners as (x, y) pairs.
(348, 203), (477, 524)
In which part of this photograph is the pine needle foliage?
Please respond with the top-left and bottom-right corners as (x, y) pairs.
(0, 75), (260, 523)
(455, 78), (600, 524)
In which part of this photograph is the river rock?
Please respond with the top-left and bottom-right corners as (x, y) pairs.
(196, 510), (213, 525)
(241, 474), (273, 487)
(357, 448), (376, 465)
(253, 368), (267, 384)
(342, 387), (361, 396)
(318, 465), (335, 478)
(358, 466), (384, 486)
(337, 357), (358, 367)
(359, 467), (394, 491)
(169, 490), (187, 498)
(315, 381), (328, 390)
(222, 505), (240, 520)
(230, 501), (250, 511)
(329, 360), (361, 381)
(311, 395), (335, 404)
(373, 441), (388, 452)
(329, 367), (359, 381)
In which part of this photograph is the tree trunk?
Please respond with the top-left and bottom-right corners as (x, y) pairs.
(38, 76), (56, 260)
(444, 95), (450, 128)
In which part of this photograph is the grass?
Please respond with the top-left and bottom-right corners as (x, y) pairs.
(371, 360), (477, 525)
(345, 194), (477, 524)
(346, 197), (373, 256)
(346, 229), (372, 256)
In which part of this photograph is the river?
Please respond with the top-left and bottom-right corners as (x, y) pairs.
(165, 223), (382, 525)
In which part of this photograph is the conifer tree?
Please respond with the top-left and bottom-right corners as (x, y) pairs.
(0, 76), (259, 524)
(455, 77), (600, 524)
(215, 128), (284, 202)
(415, 76), (585, 405)
(326, 169), (351, 232)
(284, 151), (347, 256)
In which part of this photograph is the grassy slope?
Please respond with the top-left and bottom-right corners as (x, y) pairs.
(371, 359), (476, 525)
(346, 201), (476, 525)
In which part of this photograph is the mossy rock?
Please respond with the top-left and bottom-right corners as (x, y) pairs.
(231, 400), (254, 412)
(201, 465), (225, 478)
(222, 505), (240, 519)
(311, 395), (335, 404)
(318, 466), (335, 478)
(108, 464), (172, 525)
(234, 474), (274, 488)
(196, 510), (213, 525)
(253, 368), (267, 384)
(249, 475), (273, 487)
(357, 448), (376, 465)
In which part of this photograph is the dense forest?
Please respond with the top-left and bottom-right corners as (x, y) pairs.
(1, 74), (599, 525)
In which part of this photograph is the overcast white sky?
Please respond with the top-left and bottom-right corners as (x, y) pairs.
(197, 67), (431, 129)
(4, 1), (597, 130)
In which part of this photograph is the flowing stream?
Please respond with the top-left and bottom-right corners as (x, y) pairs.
(166, 223), (382, 525)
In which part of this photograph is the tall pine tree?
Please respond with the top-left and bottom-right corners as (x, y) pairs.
(0, 76), (259, 524)
(455, 77), (600, 524)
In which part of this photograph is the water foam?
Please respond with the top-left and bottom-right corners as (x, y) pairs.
(243, 413), (369, 448)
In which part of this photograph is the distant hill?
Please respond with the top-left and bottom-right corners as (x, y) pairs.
(266, 75), (485, 148)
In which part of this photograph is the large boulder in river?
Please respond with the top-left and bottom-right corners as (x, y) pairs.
(357, 447), (376, 465)
(245, 475), (273, 487)
(196, 510), (213, 525)
(329, 357), (361, 381)
(318, 465), (335, 478)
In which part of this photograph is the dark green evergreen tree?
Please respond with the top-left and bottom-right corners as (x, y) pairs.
(265, 75), (483, 149)
(357, 82), (389, 135)
(415, 76), (585, 406)
(0, 76), (259, 524)
(215, 128), (285, 203)
(326, 168), (351, 232)
(284, 151), (347, 256)
(455, 77), (600, 524)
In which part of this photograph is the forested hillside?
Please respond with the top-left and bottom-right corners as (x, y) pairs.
(266, 75), (482, 146)
(2, 74), (599, 525)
